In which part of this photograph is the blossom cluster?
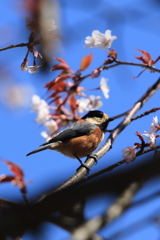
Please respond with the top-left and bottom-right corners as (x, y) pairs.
(84, 30), (117, 50)
(20, 17), (58, 74)
(122, 116), (160, 164)
(143, 116), (159, 144)
(27, 29), (112, 141)
(21, 63), (42, 74)
(29, 49), (110, 140)
(31, 90), (107, 141)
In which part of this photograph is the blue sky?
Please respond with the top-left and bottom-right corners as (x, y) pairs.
(0, 0), (160, 239)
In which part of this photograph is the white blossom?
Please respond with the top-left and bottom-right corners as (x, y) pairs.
(30, 95), (49, 124)
(150, 116), (159, 134)
(100, 77), (110, 99)
(84, 30), (99, 49)
(27, 65), (42, 74)
(44, 120), (58, 134)
(122, 146), (136, 164)
(84, 30), (117, 50)
(36, 107), (49, 124)
(21, 66), (28, 71)
(143, 131), (156, 144)
(31, 95), (48, 112)
(31, 95), (41, 112)
(143, 116), (159, 144)
(96, 30), (117, 49)
(77, 95), (102, 113)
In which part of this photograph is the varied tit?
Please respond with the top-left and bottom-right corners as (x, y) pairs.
(26, 110), (109, 171)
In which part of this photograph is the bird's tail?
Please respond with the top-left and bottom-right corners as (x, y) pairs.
(26, 142), (60, 156)
(26, 145), (49, 156)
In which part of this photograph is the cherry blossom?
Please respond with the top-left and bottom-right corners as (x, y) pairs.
(84, 30), (117, 50)
(27, 65), (42, 74)
(84, 30), (98, 49)
(30, 95), (49, 124)
(150, 116), (160, 133)
(122, 146), (136, 164)
(100, 77), (110, 99)
(143, 116), (160, 144)
(77, 95), (102, 113)
(31, 95), (48, 112)
(143, 131), (156, 144)
(44, 120), (58, 133)
(21, 64), (42, 74)
(36, 107), (49, 124)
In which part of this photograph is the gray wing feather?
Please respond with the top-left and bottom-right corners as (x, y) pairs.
(41, 121), (96, 146)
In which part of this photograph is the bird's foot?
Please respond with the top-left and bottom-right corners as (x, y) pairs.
(87, 154), (98, 165)
(76, 159), (90, 173)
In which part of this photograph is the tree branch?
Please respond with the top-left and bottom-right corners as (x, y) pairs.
(36, 77), (160, 203)
(71, 181), (143, 240)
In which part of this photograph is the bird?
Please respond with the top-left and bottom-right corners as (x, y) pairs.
(26, 110), (109, 171)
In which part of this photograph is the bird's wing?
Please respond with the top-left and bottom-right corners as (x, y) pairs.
(41, 121), (96, 146)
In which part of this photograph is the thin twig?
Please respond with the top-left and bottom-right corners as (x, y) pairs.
(0, 39), (41, 52)
(106, 107), (160, 123)
(81, 144), (160, 183)
(131, 107), (160, 121)
(104, 59), (160, 73)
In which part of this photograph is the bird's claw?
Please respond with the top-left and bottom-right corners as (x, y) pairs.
(76, 161), (90, 173)
(87, 154), (98, 165)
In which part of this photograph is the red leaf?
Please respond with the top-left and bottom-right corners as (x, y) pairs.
(2, 159), (24, 180)
(50, 63), (70, 72)
(49, 94), (62, 105)
(44, 81), (67, 92)
(57, 95), (69, 111)
(135, 49), (153, 65)
(69, 94), (77, 116)
(50, 58), (70, 71)
(44, 74), (71, 90)
(54, 57), (69, 65)
(80, 53), (93, 71)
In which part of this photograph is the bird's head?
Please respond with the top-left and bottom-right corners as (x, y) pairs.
(82, 110), (109, 131)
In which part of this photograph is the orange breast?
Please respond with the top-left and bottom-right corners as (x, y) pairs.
(55, 128), (103, 159)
